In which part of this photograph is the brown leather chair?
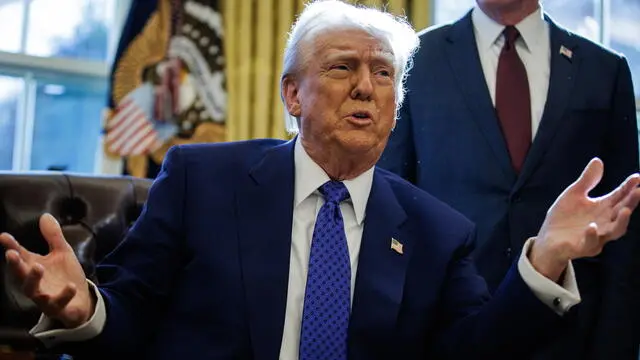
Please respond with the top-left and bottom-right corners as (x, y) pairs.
(0, 171), (152, 358)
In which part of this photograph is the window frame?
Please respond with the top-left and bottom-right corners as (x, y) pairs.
(0, 0), (130, 173)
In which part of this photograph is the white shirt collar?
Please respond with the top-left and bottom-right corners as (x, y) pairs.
(294, 138), (374, 225)
(472, 4), (547, 54)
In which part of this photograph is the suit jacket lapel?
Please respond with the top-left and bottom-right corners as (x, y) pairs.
(445, 11), (516, 181)
(236, 140), (295, 360)
(349, 169), (410, 344)
(515, 18), (580, 190)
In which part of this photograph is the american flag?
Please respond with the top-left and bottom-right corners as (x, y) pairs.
(105, 83), (165, 156)
(559, 45), (573, 60)
(390, 238), (404, 255)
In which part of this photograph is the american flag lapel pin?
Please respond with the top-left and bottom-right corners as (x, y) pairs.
(560, 45), (573, 61)
(391, 238), (404, 255)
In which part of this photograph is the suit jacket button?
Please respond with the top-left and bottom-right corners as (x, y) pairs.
(553, 297), (561, 307)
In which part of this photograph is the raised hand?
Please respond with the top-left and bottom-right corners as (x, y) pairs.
(530, 158), (640, 281)
(0, 214), (94, 328)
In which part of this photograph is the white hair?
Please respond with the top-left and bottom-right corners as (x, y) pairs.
(281, 0), (420, 133)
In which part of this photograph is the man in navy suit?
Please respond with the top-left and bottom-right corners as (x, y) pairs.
(378, 0), (640, 359)
(2, 1), (640, 359)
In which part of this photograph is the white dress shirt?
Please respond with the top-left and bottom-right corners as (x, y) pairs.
(472, 5), (551, 138)
(31, 138), (581, 357)
(279, 138), (374, 359)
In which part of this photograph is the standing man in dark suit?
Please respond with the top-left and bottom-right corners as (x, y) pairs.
(1, 1), (639, 359)
(378, 0), (640, 358)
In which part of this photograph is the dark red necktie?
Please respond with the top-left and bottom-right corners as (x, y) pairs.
(495, 26), (531, 173)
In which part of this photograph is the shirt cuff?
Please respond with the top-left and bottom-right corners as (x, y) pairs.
(518, 238), (581, 316)
(29, 280), (106, 348)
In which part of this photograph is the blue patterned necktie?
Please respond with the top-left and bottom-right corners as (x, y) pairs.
(299, 180), (351, 360)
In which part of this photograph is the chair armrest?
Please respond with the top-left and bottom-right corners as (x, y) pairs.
(0, 328), (70, 360)
(0, 328), (39, 352)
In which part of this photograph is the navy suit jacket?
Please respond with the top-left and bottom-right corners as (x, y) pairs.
(59, 139), (563, 359)
(378, 11), (640, 360)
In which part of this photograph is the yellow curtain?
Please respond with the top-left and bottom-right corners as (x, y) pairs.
(223, 0), (432, 141)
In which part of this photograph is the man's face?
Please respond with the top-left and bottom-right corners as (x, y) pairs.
(476, 0), (533, 10)
(283, 28), (397, 159)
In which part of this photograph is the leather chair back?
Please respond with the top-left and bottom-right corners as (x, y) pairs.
(0, 172), (152, 329)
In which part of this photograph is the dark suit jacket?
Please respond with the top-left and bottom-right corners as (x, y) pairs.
(59, 139), (564, 359)
(378, 10), (640, 360)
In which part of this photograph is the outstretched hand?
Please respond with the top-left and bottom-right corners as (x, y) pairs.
(0, 214), (94, 328)
(530, 158), (640, 281)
